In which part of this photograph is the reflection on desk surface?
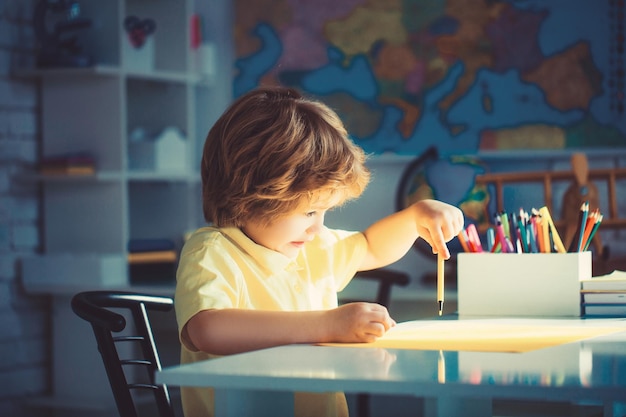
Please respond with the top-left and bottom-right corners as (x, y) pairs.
(158, 317), (626, 398)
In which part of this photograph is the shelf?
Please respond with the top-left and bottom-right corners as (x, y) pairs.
(18, 171), (203, 183)
(16, 64), (213, 86)
(22, 279), (176, 296)
(125, 68), (212, 85)
(127, 171), (198, 182)
(15, 64), (121, 79)
(16, 172), (118, 183)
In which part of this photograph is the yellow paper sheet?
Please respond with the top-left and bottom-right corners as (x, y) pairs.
(322, 319), (626, 353)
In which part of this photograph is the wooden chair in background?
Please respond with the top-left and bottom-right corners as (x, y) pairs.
(560, 153), (603, 256)
(474, 155), (626, 274)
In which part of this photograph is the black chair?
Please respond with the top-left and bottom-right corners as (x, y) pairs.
(71, 291), (176, 417)
(348, 269), (410, 307)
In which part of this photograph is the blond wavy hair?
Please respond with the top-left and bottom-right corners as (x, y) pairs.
(201, 86), (370, 227)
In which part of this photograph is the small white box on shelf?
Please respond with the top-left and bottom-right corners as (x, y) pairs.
(128, 127), (187, 172)
(191, 42), (216, 81)
(21, 254), (127, 294)
(122, 32), (155, 72)
(457, 252), (591, 317)
(154, 127), (187, 172)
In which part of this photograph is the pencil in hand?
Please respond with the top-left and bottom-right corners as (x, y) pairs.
(437, 253), (445, 316)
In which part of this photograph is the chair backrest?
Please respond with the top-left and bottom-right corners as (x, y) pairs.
(71, 291), (176, 417)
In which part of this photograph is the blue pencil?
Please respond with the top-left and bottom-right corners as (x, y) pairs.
(567, 201), (587, 252)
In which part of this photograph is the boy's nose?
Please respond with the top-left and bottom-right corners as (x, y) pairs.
(307, 214), (325, 235)
(307, 222), (321, 235)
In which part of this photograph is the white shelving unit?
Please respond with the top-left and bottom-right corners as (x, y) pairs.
(22, 0), (230, 287)
(21, 0), (232, 414)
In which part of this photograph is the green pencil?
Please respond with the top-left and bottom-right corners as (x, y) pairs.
(582, 214), (602, 251)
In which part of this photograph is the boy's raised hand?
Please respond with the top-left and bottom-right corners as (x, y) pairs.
(361, 199), (464, 271)
(412, 200), (464, 259)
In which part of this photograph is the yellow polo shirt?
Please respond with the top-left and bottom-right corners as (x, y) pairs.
(175, 226), (367, 417)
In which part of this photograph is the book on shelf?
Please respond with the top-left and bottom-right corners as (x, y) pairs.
(39, 165), (96, 175)
(39, 152), (96, 176)
(127, 239), (178, 284)
(127, 238), (178, 265)
(127, 250), (178, 264)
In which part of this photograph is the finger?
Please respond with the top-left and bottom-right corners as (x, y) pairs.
(363, 314), (396, 341)
(430, 227), (449, 259)
(378, 317), (395, 332)
(455, 210), (465, 233)
(369, 309), (395, 332)
(440, 244), (451, 259)
(361, 333), (378, 343)
(449, 218), (463, 238)
(440, 207), (464, 240)
(443, 212), (464, 242)
(385, 314), (396, 330)
(365, 321), (387, 338)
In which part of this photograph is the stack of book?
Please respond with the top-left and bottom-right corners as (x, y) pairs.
(39, 153), (96, 176)
(128, 238), (178, 284)
(580, 270), (626, 316)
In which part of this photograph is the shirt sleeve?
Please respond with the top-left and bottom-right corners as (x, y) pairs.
(174, 231), (243, 351)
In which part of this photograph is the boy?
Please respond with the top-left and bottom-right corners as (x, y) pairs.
(175, 86), (464, 417)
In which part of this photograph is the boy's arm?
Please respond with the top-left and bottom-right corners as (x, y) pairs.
(360, 199), (464, 271)
(185, 302), (395, 355)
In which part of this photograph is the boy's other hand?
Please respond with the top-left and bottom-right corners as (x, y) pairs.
(413, 200), (464, 259)
(325, 302), (396, 343)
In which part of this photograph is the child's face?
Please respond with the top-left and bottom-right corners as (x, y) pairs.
(242, 193), (341, 258)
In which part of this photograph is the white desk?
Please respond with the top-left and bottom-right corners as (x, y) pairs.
(156, 317), (626, 417)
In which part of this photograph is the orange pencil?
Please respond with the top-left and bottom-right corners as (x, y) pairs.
(583, 214), (603, 251)
(457, 230), (471, 253)
(538, 206), (566, 253)
(535, 215), (545, 252)
(580, 209), (598, 251)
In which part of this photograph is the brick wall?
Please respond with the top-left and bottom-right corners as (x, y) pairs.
(0, 1), (51, 416)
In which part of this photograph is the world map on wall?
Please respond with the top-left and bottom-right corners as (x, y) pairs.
(233, 0), (626, 156)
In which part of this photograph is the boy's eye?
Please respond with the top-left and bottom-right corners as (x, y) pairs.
(305, 211), (317, 217)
